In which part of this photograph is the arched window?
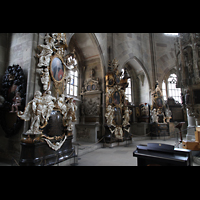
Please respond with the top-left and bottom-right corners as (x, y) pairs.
(126, 78), (132, 102)
(66, 55), (78, 97)
(66, 70), (78, 97)
(162, 80), (167, 101)
(122, 68), (132, 103)
(167, 73), (181, 102)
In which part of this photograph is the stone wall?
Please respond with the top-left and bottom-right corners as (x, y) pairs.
(113, 33), (152, 74)
(0, 33), (11, 88)
(153, 33), (176, 83)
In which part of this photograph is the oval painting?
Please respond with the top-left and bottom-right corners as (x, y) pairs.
(51, 57), (64, 82)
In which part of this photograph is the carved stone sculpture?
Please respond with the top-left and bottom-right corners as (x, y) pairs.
(36, 34), (55, 68)
(150, 81), (167, 123)
(57, 96), (77, 128)
(19, 34), (77, 165)
(82, 68), (101, 93)
(67, 98), (77, 122)
(105, 105), (114, 127)
(17, 90), (56, 135)
(110, 126), (123, 140)
(150, 108), (158, 123)
(10, 92), (22, 113)
(83, 97), (100, 116)
(122, 107), (132, 127)
(165, 108), (172, 123)
(41, 68), (50, 91)
(42, 91), (56, 124)
(57, 94), (68, 118)
(105, 59), (132, 141)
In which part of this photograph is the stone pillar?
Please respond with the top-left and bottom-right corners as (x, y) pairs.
(186, 108), (196, 141)
(179, 34), (187, 87)
(191, 33), (200, 84)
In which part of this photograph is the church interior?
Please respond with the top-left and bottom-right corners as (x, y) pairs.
(0, 33), (199, 166)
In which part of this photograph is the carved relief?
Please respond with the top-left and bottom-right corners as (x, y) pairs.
(82, 68), (101, 93)
(83, 97), (100, 116)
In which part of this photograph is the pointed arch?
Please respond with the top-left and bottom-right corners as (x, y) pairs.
(121, 56), (152, 105)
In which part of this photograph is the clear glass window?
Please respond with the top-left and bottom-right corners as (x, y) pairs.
(167, 73), (181, 102)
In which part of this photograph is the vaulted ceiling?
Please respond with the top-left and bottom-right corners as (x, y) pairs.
(69, 33), (100, 61)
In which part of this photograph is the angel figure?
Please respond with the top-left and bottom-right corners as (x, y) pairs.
(18, 91), (43, 135)
(105, 105), (114, 127)
(122, 107), (132, 127)
(36, 33), (55, 68)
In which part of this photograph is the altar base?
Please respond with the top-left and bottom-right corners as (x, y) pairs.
(19, 135), (76, 166)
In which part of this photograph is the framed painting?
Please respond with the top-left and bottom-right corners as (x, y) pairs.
(113, 106), (122, 125)
(156, 97), (163, 109)
(50, 54), (65, 83)
(87, 85), (91, 91)
(113, 91), (121, 105)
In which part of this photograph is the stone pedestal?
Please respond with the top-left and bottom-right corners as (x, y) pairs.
(75, 123), (100, 143)
(131, 122), (150, 136)
(19, 110), (75, 166)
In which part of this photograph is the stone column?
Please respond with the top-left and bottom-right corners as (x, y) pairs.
(179, 34), (187, 87)
(191, 33), (200, 84)
(186, 107), (196, 141)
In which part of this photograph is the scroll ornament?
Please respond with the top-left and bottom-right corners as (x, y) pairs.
(43, 135), (67, 151)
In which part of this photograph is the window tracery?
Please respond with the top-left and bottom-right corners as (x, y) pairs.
(167, 73), (181, 103)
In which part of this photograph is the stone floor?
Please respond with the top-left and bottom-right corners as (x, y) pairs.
(0, 136), (199, 166)
(75, 136), (199, 166)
